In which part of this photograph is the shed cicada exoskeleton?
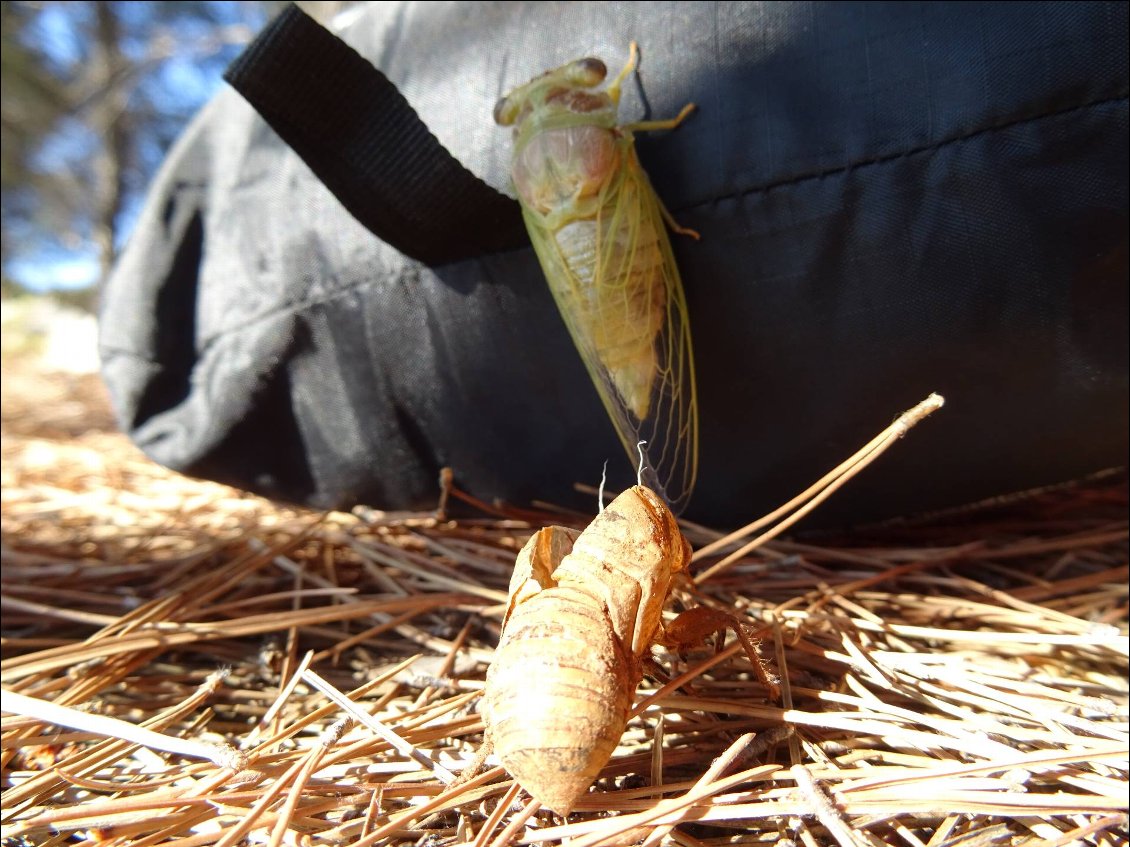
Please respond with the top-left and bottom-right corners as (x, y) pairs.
(482, 483), (691, 815)
(481, 480), (780, 815)
(494, 44), (699, 512)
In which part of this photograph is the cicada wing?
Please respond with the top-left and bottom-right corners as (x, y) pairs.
(612, 155), (698, 513)
(521, 155), (698, 513)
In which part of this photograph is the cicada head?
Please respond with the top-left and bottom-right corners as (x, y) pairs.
(494, 56), (618, 138)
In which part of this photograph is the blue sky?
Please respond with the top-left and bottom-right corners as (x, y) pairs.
(6, 1), (264, 293)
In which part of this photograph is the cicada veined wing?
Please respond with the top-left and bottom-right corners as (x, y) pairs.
(495, 45), (699, 513)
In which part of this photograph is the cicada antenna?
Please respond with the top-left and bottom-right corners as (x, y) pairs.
(636, 441), (648, 488)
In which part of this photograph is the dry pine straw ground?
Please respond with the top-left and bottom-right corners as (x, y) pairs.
(1, 360), (1127, 847)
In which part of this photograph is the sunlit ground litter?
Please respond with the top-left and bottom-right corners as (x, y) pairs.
(2, 344), (1127, 846)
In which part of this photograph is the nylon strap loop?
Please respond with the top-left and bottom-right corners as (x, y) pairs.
(223, 4), (526, 266)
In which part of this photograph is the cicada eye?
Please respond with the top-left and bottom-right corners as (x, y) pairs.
(494, 95), (519, 126)
(569, 57), (607, 87)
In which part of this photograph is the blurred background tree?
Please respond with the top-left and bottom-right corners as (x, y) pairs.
(0, 0), (280, 310)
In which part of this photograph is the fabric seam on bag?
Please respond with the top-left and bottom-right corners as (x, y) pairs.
(708, 93), (1128, 204)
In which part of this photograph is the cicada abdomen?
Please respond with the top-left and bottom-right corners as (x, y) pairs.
(482, 485), (691, 815)
(495, 46), (699, 513)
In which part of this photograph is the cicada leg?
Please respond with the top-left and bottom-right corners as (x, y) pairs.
(623, 143), (701, 240)
(607, 42), (696, 136)
(619, 103), (696, 240)
(606, 43), (701, 240)
(606, 41), (640, 104)
(654, 191), (700, 240)
(624, 101), (697, 134)
(661, 606), (781, 700)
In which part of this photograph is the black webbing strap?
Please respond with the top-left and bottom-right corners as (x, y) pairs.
(223, 4), (527, 266)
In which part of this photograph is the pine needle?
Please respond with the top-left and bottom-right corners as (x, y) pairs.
(3, 365), (1126, 846)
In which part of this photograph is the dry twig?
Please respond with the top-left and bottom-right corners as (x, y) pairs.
(2, 360), (1127, 846)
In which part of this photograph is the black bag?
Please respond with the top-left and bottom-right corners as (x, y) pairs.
(99, 1), (1129, 528)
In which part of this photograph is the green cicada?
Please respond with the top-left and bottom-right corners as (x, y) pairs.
(494, 44), (699, 513)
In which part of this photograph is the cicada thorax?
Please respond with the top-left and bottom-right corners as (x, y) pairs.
(553, 484), (690, 655)
(510, 124), (619, 216)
